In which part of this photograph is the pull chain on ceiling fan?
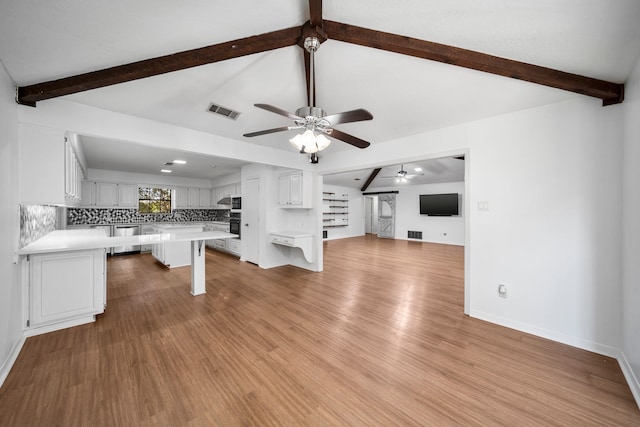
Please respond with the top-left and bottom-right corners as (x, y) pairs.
(243, 36), (374, 157)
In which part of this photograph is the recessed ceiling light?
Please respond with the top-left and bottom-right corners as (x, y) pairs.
(173, 160), (187, 165)
(161, 169), (172, 173)
(414, 167), (423, 172)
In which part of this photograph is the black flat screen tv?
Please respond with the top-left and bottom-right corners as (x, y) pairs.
(419, 193), (459, 216)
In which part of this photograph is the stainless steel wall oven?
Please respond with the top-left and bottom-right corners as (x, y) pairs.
(229, 212), (241, 237)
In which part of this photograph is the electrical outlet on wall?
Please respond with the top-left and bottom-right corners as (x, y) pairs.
(498, 284), (507, 298)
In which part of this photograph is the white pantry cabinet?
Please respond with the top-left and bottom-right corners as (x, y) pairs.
(19, 124), (83, 206)
(28, 249), (106, 329)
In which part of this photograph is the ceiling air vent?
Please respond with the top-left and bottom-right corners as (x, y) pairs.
(207, 103), (240, 120)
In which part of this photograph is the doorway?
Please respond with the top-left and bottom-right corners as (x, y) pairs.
(364, 196), (379, 234)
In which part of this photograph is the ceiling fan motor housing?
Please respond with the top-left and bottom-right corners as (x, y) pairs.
(295, 106), (326, 118)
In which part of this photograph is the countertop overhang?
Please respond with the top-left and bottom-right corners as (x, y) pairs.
(17, 229), (237, 256)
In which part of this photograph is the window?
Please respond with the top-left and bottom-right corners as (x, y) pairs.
(138, 187), (172, 213)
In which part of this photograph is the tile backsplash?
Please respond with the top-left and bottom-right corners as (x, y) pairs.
(20, 204), (60, 248)
(67, 208), (229, 225)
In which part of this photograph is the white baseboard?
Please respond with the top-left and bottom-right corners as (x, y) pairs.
(617, 351), (640, 410)
(23, 315), (95, 337)
(0, 335), (25, 389)
(470, 310), (640, 409)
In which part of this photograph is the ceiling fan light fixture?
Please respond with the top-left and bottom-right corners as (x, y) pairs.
(289, 129), (331, 154)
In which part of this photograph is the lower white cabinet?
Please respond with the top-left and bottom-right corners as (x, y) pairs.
(28, 249), (106, 330)
(226, 238), (241, 256)
(152, 225), (203, 267)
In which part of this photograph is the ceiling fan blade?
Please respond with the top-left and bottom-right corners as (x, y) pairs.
(243, 126), (292, 137)
(322, 109), (373, 125)
(328, 129), (370, 149)
(254, 103), (303, 121)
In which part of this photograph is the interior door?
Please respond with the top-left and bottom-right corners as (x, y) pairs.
(377, 194), (395, 238)
(244, 178), (260, 265)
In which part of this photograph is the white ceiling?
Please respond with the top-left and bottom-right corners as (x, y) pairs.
(2, 1), (640, 185)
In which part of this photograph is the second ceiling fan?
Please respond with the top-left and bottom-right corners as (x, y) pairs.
(243, 36), (373, 156)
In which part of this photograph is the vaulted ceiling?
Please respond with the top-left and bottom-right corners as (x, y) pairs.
(2, 0), (640, 184)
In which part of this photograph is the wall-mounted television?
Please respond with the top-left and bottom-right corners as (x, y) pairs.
(419, 193), (459, 216)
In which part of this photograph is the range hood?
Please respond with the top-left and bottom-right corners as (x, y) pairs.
(217, 197), (231, 206)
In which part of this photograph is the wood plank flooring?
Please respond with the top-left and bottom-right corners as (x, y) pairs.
(1, 235), (639, 426)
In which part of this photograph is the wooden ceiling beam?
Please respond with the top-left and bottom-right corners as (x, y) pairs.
(323, 20), (624, 106)
(16, 26), (302, 106)
(309, 0), (323, 28)
(360, 168), (382, 192)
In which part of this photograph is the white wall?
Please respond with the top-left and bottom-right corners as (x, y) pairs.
(318, 96), (624, 359)
(622, 54), (640, 402)
(0, 62), (23, 385)
(367, 181), (465, 245)
(322, 184), (365, 240)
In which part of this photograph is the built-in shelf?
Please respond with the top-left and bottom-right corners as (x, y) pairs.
(322, 192), (348, 228)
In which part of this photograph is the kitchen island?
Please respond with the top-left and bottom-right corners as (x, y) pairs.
(16, 228), (237, 335)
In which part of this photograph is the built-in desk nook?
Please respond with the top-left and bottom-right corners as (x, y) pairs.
(269, 231), (315, 263)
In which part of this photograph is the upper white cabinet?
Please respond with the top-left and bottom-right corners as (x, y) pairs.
(199, 188), (211, 207)
(174, 187), (189, 208)
(174, 187), (213, 209)
(95, 182), (117, 206)
(278, 172), (310, 208)
(117, 184), (138, 207)
(188, 187), (200, 207)
(81, 182), (138, 208)
(19, 124), (83, 207)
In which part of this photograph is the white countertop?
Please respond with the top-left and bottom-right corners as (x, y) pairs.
(269, 230), (315, 238)
(17, 229), (237, 256)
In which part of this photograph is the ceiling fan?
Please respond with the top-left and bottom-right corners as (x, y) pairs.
(243, 36), (373, 158)
(380, 164), (424, 183)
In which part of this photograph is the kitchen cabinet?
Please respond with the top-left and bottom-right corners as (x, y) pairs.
(19, 124), (84, 207)
(188, 187), (200, 207)
(174, 187), (189, 208)
(205, 223), (230, 249)
(81, 180), (96, 206)
(117, 184), (138, 207)
(278, 172), (310, 208)
(96, 182), (117, 206)
(152, 224), (204, 267)
(81, 182), (138, 207)
(226, 238), (241, 256)
(199, 188), (211, 207)
(28, 248), (105, 329)
(175, 187), (212, 209)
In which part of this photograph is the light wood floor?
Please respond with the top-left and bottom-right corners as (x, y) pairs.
(1, 235), (639, 426)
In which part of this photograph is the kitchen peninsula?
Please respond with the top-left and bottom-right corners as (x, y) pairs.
(16, 228), (236, 336)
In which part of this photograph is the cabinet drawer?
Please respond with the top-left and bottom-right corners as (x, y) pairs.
(270, 235), (294, 246)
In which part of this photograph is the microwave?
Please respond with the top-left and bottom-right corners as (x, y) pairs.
(231, 197), (241, 210)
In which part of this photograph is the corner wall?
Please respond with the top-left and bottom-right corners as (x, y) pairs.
(0, 61), (23, 386)
(622, 54), (640, 404)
